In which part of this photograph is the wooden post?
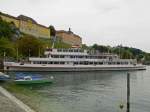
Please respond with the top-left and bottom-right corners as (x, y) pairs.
(17, 48), (18, 62)
(127, 73), (130, 112)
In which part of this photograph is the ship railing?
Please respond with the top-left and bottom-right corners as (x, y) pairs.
(29, 57), (109, 62)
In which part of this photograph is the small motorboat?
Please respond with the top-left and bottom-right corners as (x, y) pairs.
(14, 74), (54, 84)
(0, 72), (10, 81)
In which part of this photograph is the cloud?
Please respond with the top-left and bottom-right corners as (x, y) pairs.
(91, 0), (122, 13)
(0, 0), (150, 52)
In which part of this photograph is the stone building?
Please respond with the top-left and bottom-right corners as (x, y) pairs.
(0, 12), (82, 47)
(56, 28), (82, 47)
(0, 12), (50, 38)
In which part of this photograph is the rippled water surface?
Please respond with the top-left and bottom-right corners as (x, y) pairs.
(8, 67), (150, 112)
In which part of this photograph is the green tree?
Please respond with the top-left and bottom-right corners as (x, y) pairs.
(49, 25), (56, 36)
(0, 37), (16, 58)
(121, 50), (133, 59)
(16, 35), (44, 57)
(92, 44), (109, 53)
(0, 19), (18, 39)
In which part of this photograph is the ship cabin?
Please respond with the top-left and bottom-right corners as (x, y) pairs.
(29, 48), (137, 66)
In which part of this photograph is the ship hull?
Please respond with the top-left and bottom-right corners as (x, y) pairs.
(4, 63), (146, 72)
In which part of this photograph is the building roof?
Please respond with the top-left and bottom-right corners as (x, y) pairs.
(56, 30), (82, 39)
(17, 15), (37, 24)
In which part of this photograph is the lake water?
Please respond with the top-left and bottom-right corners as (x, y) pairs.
(7, 66), (150, 112)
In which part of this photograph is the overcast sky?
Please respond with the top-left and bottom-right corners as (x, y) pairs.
(0, 0), (150, 52)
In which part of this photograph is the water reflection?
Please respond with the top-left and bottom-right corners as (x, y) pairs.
(6, 68), (150, 112)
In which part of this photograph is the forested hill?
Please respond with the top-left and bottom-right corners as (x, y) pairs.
(82, 44), (150, 64)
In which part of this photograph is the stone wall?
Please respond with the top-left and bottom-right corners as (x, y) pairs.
(0, 12), (50, 38)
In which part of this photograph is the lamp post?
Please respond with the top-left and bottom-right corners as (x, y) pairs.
(3, 51), (6, 62)
(28, 49), (31, 61)
(16, 48), (18, 62)
(38, 47), (41, 57)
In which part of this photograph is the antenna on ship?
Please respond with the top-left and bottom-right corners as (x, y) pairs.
(49, 25), (56, 49)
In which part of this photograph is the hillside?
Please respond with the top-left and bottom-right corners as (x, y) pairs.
(82, 44), (150, 64)
(0, 18), (150, 64)
(0, 19), (71, 59)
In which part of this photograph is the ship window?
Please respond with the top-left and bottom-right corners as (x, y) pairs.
(99, 62), (103, 65)
(33, 61), (38, 64)
(125, 62), (128, 64)
(94, 62), (97, 65)
(42, 62), (47, 64)
(92, 56), (95, 59)
(52, 55), (59, 58)
(60, 55), (64, 58)
(103, 56), (107, 59)
(84, 61), (88, 65)
(98, 56), (102, 59)
(54, 62), (59, 64)
(117, 62), (120, 64)
(63, 49), (68, 52)
(58, 49), (62, 52)
(79, 62), (84, 65)
(76, 56), (79, 58)
(70, 56), (75, 58)
(112, 62), (116, 64)
(89, 62), (93, 65)
(37, 62), (40, 64)
(108, 62), (112, 65)
(60, 62), (65, 64)
(48, 62), (53, 64)
(81, 56), (84, 58)
(74, 62), (78, 65)
(74, 49), (78, 52)
(69, 50), (73, 52)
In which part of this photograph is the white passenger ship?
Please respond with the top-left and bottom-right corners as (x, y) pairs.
(4, 48), (146, 71)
